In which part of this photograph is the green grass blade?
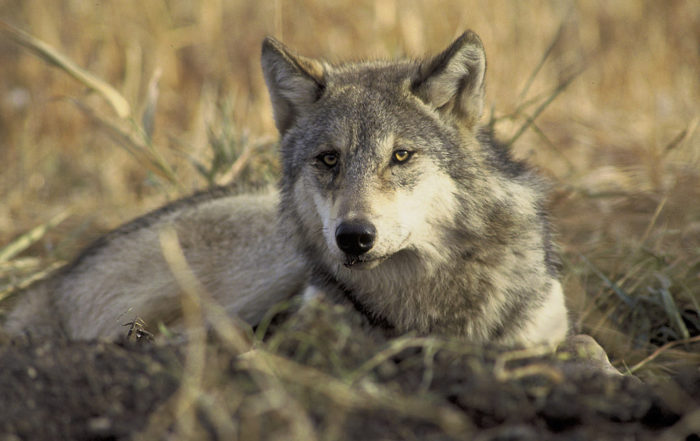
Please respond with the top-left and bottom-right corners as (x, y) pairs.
(579, 254), (636, 307)
(0, 261), (63, 303)
(0, 211), (70, 263)
(656, 273), (690, 340)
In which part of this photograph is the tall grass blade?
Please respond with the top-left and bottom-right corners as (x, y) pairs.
(71, 100), (181, 188)
(516, 22), (565, 102)
(664, 118), (698, 153)
(655, 273), (690, 340)
(637, 196), (667, 249)
(0, 20), (131, 119)
(141, 68), (162, 141)
(507, 68), (582, 147)
(0, 261), (63, 303)
(0, 211), (70, 263)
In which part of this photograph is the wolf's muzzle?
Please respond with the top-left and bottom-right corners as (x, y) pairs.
(335, 220), (376, 256)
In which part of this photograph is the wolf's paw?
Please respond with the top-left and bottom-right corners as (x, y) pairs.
(555, 334), (631, 378)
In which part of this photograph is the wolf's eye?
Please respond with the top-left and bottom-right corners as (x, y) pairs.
(317, 152), (338, 168)
(392, 150), (413, 164)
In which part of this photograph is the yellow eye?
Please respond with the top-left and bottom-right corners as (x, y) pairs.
(392, 149), (412, 163)
(318, 152), (338, 167)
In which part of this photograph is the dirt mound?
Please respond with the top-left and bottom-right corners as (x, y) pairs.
(1, 303), (697, 441)
(0, 340), (180, 440)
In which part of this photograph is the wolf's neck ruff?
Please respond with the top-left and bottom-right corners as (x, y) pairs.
(312, 264), (395, 331)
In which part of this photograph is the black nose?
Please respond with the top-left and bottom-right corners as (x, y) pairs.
(335, 221), (376, 256)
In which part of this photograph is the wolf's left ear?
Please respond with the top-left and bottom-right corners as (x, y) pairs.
(412, 31), (486, 129)
(261, 37), (326, 134)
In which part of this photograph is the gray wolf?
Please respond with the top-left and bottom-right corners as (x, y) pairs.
(2, 31), (569, 346)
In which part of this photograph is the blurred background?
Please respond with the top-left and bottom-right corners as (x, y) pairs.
(0, 0), (698, 376)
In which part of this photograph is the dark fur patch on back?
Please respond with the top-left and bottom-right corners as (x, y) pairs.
(478, 129), (529, 179)
(59, 181), (271, 277)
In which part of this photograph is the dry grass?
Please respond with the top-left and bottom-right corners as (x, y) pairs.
(0, 0), (699, 436)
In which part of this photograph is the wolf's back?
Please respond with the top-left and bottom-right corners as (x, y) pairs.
(3, 189), (307, 340)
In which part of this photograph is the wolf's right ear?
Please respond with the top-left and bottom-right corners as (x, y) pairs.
(412, 31), (486, 129)
(261, 37), (326, 134)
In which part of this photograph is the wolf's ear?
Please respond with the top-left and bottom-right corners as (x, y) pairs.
(261, 37), (326, 134)
(412, 31), (486, 129)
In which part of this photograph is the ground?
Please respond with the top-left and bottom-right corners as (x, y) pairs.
(0, 302), (698, 441)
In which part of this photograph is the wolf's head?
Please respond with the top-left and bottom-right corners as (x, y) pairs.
(262, 32), (488, 271)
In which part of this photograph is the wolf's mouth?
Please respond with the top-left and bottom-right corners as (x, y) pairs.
(342, 235), (411, 269)
(343, 254), (386, 269)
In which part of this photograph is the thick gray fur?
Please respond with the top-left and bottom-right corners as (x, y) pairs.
(263, 31), (568, 345)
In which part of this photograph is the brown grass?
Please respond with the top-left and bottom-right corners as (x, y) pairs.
(0, 0), (698, 387)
